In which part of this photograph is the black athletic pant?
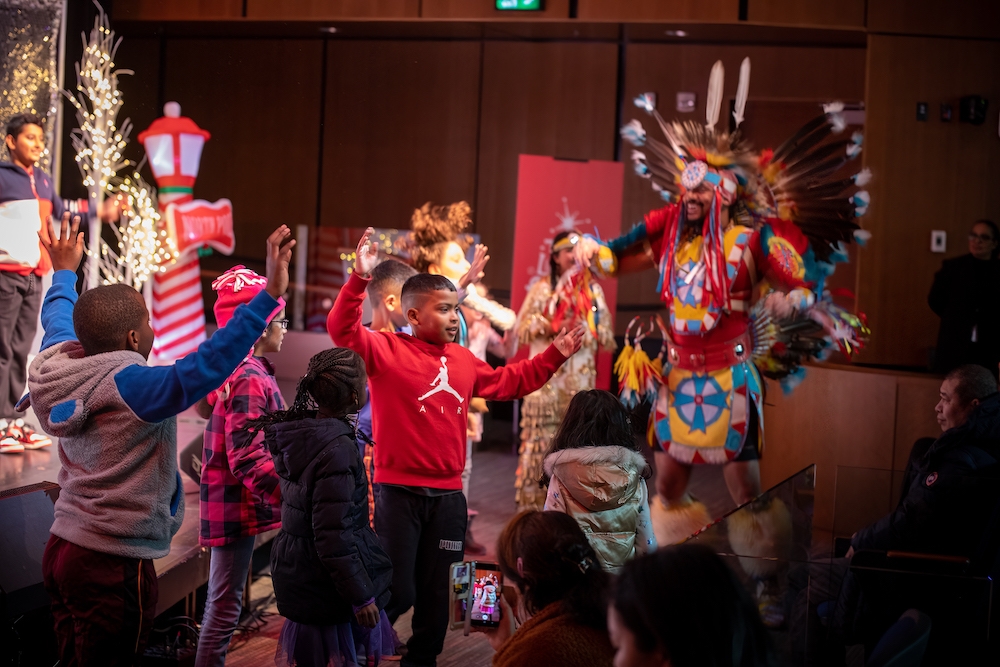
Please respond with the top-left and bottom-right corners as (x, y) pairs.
(376, 485), (467, 667)
(0, 272), (41, 418)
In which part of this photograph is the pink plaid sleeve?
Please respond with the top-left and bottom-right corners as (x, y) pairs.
(225, 372), (282, 506)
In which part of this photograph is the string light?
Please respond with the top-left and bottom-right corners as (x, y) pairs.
(66, 3), (172, 289)
(1, 0), (62, 172)
(96, 170), (176, 288)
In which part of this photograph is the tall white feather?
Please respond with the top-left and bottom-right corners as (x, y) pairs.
(732, 57), (751, 128)
(705, 60), (724, 133)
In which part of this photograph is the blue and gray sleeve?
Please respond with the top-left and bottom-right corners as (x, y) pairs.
(115, 290), (279, 423)
(39, 270), (79, 351)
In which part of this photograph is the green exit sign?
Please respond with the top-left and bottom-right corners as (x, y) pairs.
(496, 0), (543, 10)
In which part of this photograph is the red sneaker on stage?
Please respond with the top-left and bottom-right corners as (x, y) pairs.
(0, 419), (25, 454)
(3, 418), (52, 450)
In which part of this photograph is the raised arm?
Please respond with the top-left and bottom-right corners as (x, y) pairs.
(474, 325), (583, 400)
(327, 228), (392, 377)
(578, 205), (676, 278)
(115, 226), (295, 423)
(37, 213), (84, 351)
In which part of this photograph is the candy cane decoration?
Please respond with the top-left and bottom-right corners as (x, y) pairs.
(138, 102), (214, 361)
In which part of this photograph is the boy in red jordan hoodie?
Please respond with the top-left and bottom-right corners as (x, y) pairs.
(328, 228), (584, 667)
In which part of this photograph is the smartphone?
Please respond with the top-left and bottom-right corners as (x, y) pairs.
(469, 562), (503, 628)
(449, 561), (503, 631)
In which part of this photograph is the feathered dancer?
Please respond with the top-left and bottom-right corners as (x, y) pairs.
(576, 57), (871, 629)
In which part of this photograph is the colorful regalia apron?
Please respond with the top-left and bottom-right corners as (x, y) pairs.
(652, 225), (764, 464)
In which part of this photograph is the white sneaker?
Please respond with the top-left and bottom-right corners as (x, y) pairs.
(0, 419), (25, 454)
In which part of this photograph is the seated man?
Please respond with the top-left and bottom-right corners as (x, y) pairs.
(791, 365), (1000, 663)
(851, 364), (1000, 558)
(837, 364), (1000, 655)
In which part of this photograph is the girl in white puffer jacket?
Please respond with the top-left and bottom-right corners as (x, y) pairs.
(542, 390), (657, 573)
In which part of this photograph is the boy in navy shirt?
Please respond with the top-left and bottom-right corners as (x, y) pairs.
(0, 113), (117, 450)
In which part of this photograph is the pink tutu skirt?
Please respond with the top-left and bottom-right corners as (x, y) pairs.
(274, 611), (396, 667)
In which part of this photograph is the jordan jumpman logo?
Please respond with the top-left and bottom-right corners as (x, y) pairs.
(418, 356), (465, 403)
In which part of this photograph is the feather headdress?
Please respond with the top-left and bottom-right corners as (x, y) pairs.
(620, 58), (869, 262)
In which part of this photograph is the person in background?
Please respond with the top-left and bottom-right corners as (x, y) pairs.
(0, 113), (120, 453)
(513, 231), (615, 512)
(195, 266), (288, 667)
(608, 544), (776, 667)
(929, 219), (1000, 376)
(542, 389), (656, 573)
(482, 510), (615, 667)
(788, 364), (1000, 662)
(850, 363), (1000, 558)
(357, 258), (418, 525)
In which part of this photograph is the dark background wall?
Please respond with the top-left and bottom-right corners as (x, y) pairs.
(55, 0), (1000, 368)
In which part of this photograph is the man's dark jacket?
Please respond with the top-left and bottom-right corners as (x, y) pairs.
(853, 393), (1000, 559)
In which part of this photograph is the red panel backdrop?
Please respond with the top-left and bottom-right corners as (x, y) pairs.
(510, 155), (623, 389)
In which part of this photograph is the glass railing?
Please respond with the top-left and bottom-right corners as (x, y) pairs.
(683, 463), (999, 663)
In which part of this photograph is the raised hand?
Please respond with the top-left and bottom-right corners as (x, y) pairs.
(553, 323), (586, 357)
(265, 225), (296, 299)
(459, 243), (490, 290)
(355, 227), (380, 277)
(573, 236), (599, 268)
(40, 212), (84, 273)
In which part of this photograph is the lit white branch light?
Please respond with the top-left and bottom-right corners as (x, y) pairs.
(64, 2), (172, 289)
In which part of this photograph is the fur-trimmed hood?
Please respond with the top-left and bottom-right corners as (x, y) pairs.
(544, 445), (648, 512)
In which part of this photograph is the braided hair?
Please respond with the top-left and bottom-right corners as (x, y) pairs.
(246, 347), (367, 435)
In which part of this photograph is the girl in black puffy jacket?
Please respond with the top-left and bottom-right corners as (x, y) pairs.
(249, 347), (394, 667)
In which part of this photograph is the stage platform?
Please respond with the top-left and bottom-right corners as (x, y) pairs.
(0, 403), (281, 618)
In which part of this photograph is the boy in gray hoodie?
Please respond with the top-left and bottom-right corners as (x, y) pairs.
(27, 213), (294, 667)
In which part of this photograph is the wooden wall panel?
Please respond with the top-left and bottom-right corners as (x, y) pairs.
(858, 35), (1000, 367)
(162, 39), (323, 262)
(422, 0), (569, 19)
(618, 43), (866, 306)
(246, 0), (419, 20)
(894, 377), (943, 471)
(320, 41), (481, 233)
(868, 0), (1000, 39)
(113, 38), (164, 153)
(761, 364), (941, 531)
(747, 0), (865, 28)
(578, 0), (738, 22)
(476, 42), (619, 292)
(113, 0), (243, 21)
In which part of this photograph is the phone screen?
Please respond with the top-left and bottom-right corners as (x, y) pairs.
(469, 564), (503, 628)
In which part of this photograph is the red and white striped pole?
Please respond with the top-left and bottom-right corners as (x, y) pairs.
(138, 103), (211, 361)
